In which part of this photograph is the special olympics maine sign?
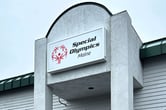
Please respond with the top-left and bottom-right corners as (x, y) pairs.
(47, 28), (106, 73)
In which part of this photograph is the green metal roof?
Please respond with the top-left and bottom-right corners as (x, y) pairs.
(0, 38), (165, 92)
(140, 37), (166, 59)
(0, 72), (34, 92)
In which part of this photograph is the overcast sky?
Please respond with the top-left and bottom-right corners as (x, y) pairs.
(0, 0), (166, 79)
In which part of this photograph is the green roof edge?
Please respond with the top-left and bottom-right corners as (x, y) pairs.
(140, 37), (166, 59)
(0, 72), (34, 92)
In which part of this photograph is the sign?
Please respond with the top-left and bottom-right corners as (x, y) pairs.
(47, 28), (106, 73)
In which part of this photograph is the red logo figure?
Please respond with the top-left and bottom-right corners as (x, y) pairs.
(52, 45), (68, 64)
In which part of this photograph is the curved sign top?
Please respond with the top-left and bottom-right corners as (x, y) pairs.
(46, 2), (112, 42)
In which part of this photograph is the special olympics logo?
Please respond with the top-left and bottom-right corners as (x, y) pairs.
(52, 45), (68, 64)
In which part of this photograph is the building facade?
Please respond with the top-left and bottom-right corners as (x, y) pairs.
(0, 2), (166, 110)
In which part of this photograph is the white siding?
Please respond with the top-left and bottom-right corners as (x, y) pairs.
(2, 56), (166, 110)
(53, 94), (110, 110)
(0, 86), (109, 110)
(134, 55), (166, 110)
(53, 95), (66, 110)
(0, 86), (34, 110)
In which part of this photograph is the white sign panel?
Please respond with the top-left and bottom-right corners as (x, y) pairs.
(47, 28), (106, 73)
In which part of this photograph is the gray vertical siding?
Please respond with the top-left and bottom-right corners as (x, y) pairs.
(134, 55), (166, 110)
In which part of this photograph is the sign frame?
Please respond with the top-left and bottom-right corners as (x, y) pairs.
(47, 27), (106, 73)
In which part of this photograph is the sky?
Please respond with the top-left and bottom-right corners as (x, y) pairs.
(0, 0), (166, 79)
